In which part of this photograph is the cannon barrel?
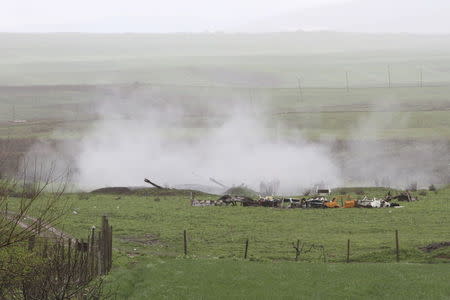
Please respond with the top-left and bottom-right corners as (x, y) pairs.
(209, 177), (228, 189)
(144, 178), (163, 189)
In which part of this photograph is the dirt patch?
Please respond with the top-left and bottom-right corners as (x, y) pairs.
(419, 242), (450, 252)
(121, 234), (162, 246)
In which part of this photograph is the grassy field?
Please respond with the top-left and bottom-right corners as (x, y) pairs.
(105, 257), (450, 299)
(1, 84), (449, 140)
(7, 186), (450, 298)
(1, 33), (449, 141)
(10, 186), (447, 265)
(1, 32), (449, 298)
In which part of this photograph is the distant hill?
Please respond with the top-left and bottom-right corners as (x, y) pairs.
(243, 0), (450, 34)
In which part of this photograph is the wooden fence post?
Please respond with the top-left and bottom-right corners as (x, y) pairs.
(108, 225), (113, 272)
(293, 240), (301, 261)
(101, 215), (110, 274)
(244, 239), (249, 259)
(183, 230), (188, 256)
(89, 227), (95, 278)
(346, 239), (350, 263)
(28, 235), (36, 251)
(395, 230), (400, 262)
(97, 231), (103, 275)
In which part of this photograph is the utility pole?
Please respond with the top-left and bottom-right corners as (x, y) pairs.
(297, 78), (303, 102)
(419, 68), (423, 88)
(249, 88), (254, 113)
(387, 64), (391, 88)
(345, 71), (350, 92)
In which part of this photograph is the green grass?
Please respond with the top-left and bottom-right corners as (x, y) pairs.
(1, 84), (449, 140)
(6, 186), (450, 299)
(105, 257), (450, 299)
(8, 186), (445, 265)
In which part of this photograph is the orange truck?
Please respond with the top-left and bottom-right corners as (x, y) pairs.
(334, 195), (357, 208)
(343, 200), (357, 208)
(324, 198), (340, 208)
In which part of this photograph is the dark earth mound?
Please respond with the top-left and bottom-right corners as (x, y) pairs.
(419, 242), (450, 252)
(90, 187), (132, 195)
(90, 186), (212, 197)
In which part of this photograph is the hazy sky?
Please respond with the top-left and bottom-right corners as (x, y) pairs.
(1, 0), (346, 32)
(2, 0), (449, 34)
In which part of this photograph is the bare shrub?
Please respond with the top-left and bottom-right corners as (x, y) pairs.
(0, 237), (104, 299)
(0, 151), (105, 299)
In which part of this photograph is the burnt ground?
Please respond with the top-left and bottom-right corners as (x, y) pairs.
(419, 242), (450, 253)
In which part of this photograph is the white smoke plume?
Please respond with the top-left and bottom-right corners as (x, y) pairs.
(71, 97), (341, 194)
(23, 89), (448, 194)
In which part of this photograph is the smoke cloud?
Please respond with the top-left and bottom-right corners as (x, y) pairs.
(24, 89), (448, 194)
(70, 96), (341, 194)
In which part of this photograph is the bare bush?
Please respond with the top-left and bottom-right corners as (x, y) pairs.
(0, 160), (69, 249)
(0, 237), (104, 299)
(0, 151), (105, 299)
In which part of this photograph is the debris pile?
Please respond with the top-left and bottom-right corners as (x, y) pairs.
(191, 195), (255, 207)
(191, 193), (409, 209)
(388, 191), (418, 202)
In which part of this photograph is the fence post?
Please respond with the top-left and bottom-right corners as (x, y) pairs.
(28, 235), (36, 251)
(108, 225), (113, 272)
(347, 239), (350, 263)
(101, 215), (110, 274)
(395, 230), (400, 262)
(97, 231), (103, 275)
(244, 239), (249, 259)
(89, 227), (95, 278)
(183, 230), (188, 256)
(295, 239), (300, 261)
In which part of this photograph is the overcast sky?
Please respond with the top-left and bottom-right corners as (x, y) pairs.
(2, 0), (449, 34)
(1, 0), (346, 32)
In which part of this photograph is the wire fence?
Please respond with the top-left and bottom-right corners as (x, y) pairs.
(150, 227), (412, 263)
